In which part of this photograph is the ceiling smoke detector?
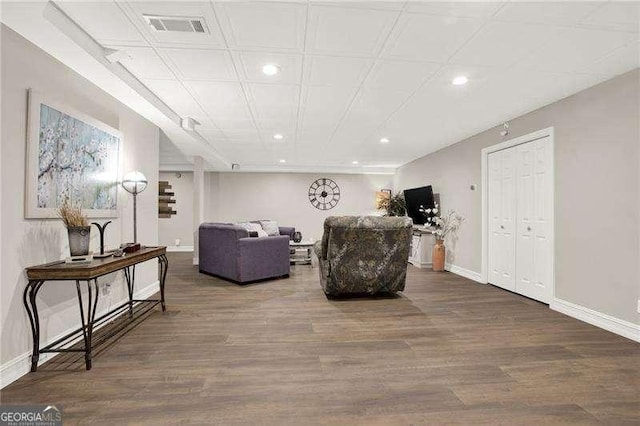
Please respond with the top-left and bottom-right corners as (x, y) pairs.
(144, 15), (209, 34)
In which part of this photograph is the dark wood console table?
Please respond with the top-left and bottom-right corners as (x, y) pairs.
(24, 246), (168, 372)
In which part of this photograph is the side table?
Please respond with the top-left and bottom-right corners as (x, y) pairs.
(24, 246), (168, 372)
(289, 240), (315, 265)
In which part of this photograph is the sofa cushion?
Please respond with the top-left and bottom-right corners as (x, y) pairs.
(260, 220), (279, 236)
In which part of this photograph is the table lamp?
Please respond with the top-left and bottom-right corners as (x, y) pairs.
(122, 170), (147, 244)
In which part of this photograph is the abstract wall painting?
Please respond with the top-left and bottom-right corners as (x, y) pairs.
(25, 90), (122, 218)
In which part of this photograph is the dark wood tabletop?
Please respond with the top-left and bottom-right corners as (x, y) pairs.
(25, 246), (167, 281)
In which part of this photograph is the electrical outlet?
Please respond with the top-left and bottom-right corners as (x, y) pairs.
(637, 299), (640, 314)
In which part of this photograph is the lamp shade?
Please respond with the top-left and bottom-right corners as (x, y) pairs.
(122, 171), (148, 195)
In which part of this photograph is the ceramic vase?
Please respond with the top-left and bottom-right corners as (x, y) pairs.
(68, 226), (91, 256)
(432, 239), (445, 272)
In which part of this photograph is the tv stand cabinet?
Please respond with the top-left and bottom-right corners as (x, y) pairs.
(409, 227), (434, 269)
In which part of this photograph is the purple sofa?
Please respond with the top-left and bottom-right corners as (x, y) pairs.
(199, 222), (294, 283)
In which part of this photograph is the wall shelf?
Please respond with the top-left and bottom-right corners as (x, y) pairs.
(158, 181), (176, 218)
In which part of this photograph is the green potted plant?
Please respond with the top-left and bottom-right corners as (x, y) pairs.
(377, 191), (406, 217)
(57, 199), (90, 257)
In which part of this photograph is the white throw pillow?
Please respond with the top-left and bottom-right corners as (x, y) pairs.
(260, 220), (279, 236)
(235, 222), (253, 232)
(248, 223), (268, 237)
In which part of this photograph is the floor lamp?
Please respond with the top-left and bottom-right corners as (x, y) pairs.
(122, 170), (148, 244)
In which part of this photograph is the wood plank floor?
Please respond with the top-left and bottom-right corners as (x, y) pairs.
(2, 252), (639, 425)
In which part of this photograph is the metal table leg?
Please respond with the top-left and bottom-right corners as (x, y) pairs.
(124, 266), (135, 318)
(75, 279), (99, 370)
(23, 280), (44, 372)
(158, 254), (168, 311)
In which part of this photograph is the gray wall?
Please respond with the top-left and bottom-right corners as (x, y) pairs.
(395, 69), (639, 325)
(158, 171), (194, 247)
(0, 26), (159, 375)
(205, 172), (393, 241)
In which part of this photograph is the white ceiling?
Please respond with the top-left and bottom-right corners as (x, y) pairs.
(5, 1), (640, 172)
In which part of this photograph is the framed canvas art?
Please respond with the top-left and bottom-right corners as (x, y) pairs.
(25, 90), (122, 218)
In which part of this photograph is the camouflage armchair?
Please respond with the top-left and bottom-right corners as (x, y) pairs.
(313, 216), (413, 296)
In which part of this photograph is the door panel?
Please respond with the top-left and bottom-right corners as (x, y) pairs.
(516, 142), (536, 299)
(488, 152), (502, 286)
(531, 137), (552, 303)
(488, 135), (552, 303)
(488, 149), (516, 291)
(500, 149), (516, 290)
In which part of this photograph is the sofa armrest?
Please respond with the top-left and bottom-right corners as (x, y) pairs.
(313, 241), (324, 260)
(278, 226), (295, 240)
(237, 235), (291, 281)
(238, 235), (290, 254)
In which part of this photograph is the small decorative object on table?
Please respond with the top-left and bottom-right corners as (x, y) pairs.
(57, 199), (91, 257)
(121, 243), (141, 253)
(293, 231), (303, 243)
(92, 220), (111, 256)
(421, 203), (464, 272)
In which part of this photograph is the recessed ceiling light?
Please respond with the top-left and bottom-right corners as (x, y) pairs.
(452, 75), (468, 86)
(352, 160), (359, 165)
(279, 159), (286, 163)
(262, 64), (280, 76)
(273, 133), (284, 140)
(380, 137), (390, 143)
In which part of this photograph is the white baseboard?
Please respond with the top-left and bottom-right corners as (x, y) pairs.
(0, 280), (160, 389)
(550, 298), (640, 343)
(445, 263), (484, 283)
(409, 260), (432, 268)
(166, 245), (193, 252)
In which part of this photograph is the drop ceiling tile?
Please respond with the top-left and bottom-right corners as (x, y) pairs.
(221, 128), (261, 143)
(494, 1), (601, 26)
(304, 56), (373, 86)
(349, 88), (411, 124)
(405, 2), (505, 19)
(306, 6), (399, 56)
(580, 2), (640, 33)
(450, 21), (564, 68)
(198, 128), (226, 142)
(217, 1), (306, 51)
(516, 27), (638, 73)
(297, 127), (334, 145)
(584, 40), (640, 75)
(60, 2), (146, 45)
(300, 86), (357, 122)
(365, 60), (440, 92)
(123, 1), (226, 48)
(113, 46), (175, 79)
(383, 13), (483, 62)
(214, 117), (256, 131)
(315, 2), (405, 12)
(185, 81), (250, 118)
(255, 116), (298, 132)
(238, 52), (303, 84)
(142, 79), (206, 118)
(248, 84), (299, 121)
(161, 48), (236, 80)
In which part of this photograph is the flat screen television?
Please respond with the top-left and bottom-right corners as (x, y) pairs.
(403, 185), (435, 225)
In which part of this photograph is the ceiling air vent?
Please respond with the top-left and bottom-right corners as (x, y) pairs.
(143, 15), (209, 34)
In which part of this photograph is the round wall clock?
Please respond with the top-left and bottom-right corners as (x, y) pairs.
(309, 178), (340, 210)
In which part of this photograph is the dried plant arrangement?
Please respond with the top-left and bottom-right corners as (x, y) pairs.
(56, 199), (88, 228)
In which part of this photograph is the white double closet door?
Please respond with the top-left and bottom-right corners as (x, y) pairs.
(488, 136), (553, 304)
